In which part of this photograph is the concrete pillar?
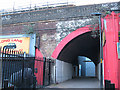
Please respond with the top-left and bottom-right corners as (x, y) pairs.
(97, 63), (101, 80)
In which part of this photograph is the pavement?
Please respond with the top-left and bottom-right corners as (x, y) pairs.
(45, 77), (100, 89)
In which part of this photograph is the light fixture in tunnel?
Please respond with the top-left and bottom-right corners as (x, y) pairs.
(91, 30), (99, 38)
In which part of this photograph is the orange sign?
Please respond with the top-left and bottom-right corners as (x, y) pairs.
(0, 37), (30, 53)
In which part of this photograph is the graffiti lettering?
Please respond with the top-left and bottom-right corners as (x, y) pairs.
(0, 39), (10, 43)
(0, 39), (22, 43)
(13, 39), (22, 43)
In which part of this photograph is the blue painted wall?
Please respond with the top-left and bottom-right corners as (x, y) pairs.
(78, 56), (95, 77)
(86, 58), (95, 77)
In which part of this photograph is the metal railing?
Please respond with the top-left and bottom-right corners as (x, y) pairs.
(0, 47), (55, 89)
(43, 57), (55, 87)
(1, 48), (36, 88)
(1, 2), (75, 15)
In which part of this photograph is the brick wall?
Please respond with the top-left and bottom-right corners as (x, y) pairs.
(2, 2), (120, 25)
(1, 1), (120, 57)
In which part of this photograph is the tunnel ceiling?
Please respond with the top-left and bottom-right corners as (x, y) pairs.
(57, 31), (100, 65)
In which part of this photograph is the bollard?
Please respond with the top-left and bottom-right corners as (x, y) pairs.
(105, 80), (111, 88)
(33, 76), (36, 89)
(110, 83), (115, 90)
(4, 79), (8, 88)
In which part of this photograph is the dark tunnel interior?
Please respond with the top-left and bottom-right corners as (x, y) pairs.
(57, 31), (100, 65)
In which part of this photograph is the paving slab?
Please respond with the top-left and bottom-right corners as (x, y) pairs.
(46, 77), (100, 88)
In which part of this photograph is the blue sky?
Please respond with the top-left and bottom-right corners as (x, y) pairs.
(0, 0), (119, 10)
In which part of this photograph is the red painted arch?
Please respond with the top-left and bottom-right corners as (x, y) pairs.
(51, 25), (91, 59)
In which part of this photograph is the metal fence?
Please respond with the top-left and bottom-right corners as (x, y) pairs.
(1, 48), (36, 89)
(1, 2), (74, 15)
(0, 47), (55, 89)
(43, 57), (55, 86)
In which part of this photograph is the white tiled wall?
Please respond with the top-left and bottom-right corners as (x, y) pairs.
(56, 59), (73, 83)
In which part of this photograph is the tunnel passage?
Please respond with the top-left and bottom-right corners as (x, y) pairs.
(52, 26), (100, 65)
(52, 26), (100, 83)
(58, 31), (100, 65)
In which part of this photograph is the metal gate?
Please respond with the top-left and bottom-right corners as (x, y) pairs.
(0, 47), (55, 89)
(43, 57), (55, 86)
(1, 48), (36, 89)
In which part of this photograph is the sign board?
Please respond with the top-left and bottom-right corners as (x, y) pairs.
(0, 34), (36, 56)
(102, 20), (106, 47)
(102, 29), (106, 47)
(0, 37), (30, 53)
(118, 32), (120, 59)
(117, 42), (120, 59)
(119, 32), (120, 40)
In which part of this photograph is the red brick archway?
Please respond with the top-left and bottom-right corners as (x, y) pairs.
(51, 25), (91, 59)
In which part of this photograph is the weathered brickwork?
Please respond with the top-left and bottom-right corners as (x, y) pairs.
(2, 21), (57, 57)
(2, 2), (120, 25)
(1, 2), (120, 57)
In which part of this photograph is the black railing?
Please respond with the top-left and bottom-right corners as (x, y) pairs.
(43, 57), (55, 87)
(1, 48), (36, 89)
(0, 47), (55, 89)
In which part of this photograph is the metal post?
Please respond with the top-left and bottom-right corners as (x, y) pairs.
(91, 12), (103, 89)
(55, 60), (56, 84)
(33, 57), (36, 88)
(0, 15), (2, 89)
(22, 52), (25, 88)
(38, 36), (40, 50)
(99, 15), (104, 89)
(43, 57), (46, 87)
(98, 14), (103, 88)
(0, 47), (2, 89)
(4, 79), (8, 88)
(48, 59), (51, 85)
